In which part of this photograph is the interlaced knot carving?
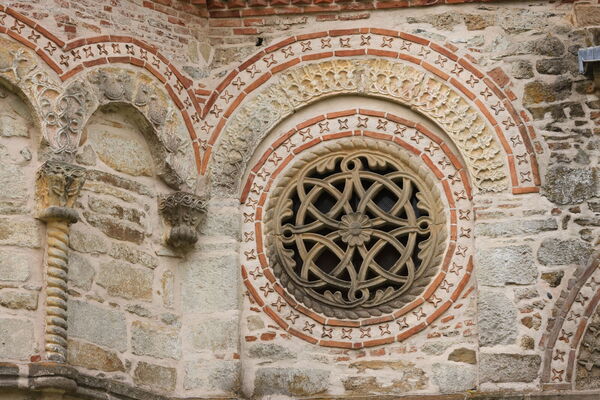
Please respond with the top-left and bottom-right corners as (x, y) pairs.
(266, 138), (447, 319)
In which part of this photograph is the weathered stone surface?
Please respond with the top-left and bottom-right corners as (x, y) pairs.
(0, 318), (33, 360)
(478, 289), (517, 347)
(537, 238), (593, 266)
(521, 335), (535, 350)
(477, 245), (536, 287)
(464, 14), (495, 31)
(343, 361), (427, 394)
(184, 360), (239, 392)
(0, 114), (28, 137)
(498, 9), (550, 33)
(69, 226), (109, 254)
(84, 211), (146, 244)
(201, 200), (241, 239)
(448, 348), (476, 364)
(0, 218), (41, 248)
(543, 166), (598, 205)
(88, 197), (146, 226)
(407, 13), (462, 31)
(421, 340), (457, 356)
(246, 315), (265, 331)
(132, 321), (180, 359)
(76, 144), (97, 166)
(126, 304), (152, 318)
(161, 270), (174, 308)
(533, 35), (565, 56)
(0, 289), (37, 310)
(83, 181), (136, 203)
(86, 170), (153, 197)
(573, 4), (600, 27)
(254, 367), (330, 397)
(536, 58), (568, 75)
(97, 260), (153, 300)
(68, 300), (127, 351)
(0, 146), (28, 214)
(475, 218), (557, 238)
(574, 216), (600, 227)
(182, 251), (239, 313)
(109, 242), (158, 269)
(134, 361), (176, 392)
(511, 60), (534, 79)
(0, 250), (30, 281)
(67, 339), (125, 372)
(68, 252), (95, 291)
(89, 124), (154, 176)
(479, 353), (541, 383)
(247, 343), (296, 360)
(190, 317), (237, 351)
(541, 270), (564, 287)
(432, 362), (476, 393)
(523, 78), (571, 106)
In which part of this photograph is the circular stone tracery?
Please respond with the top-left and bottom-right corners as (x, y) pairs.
(265, 138), (447, 319)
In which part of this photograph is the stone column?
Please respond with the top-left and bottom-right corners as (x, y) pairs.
(36, 160), (86, 363)
(159, 191), (206, 249)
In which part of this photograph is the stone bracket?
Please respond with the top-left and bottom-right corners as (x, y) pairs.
(158, 191), (206, 249)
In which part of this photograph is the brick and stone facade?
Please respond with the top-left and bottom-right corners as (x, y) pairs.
(0, 0), (600, 399)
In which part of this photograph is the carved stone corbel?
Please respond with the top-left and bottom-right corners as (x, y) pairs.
(158, 192), (206, 249)
(35, 160), (86, 363)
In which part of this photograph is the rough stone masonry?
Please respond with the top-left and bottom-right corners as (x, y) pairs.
(0, 0), (599, 399)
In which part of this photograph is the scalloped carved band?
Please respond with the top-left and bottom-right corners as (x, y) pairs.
(214, 59), (508, 195)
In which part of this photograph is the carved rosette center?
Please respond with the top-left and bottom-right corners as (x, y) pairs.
(35, 160), (86, 363)
(159, 191), (206, 249)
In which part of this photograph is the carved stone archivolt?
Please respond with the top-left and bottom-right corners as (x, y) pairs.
(265, 138), (446, 319)
(212, 58), (508, 195)
(0, 38), (197, 191)
(159, 191), (206, 249)
(35, 160), (86, 363)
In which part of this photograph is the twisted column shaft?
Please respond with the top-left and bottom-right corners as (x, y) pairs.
(45, 219), (70, 362)
(36, 160), (85, 363)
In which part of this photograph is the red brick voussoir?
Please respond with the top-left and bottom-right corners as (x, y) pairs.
(204, 28), (541, 193)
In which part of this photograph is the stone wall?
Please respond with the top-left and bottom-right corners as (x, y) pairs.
(0, 1), (599, 399)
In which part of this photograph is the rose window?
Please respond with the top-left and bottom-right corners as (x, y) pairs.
(265, 138), (447, 319)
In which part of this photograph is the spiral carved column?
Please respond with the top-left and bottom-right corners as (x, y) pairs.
(36, 161), (86, 363)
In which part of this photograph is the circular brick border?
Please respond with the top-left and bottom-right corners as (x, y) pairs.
(240, 109), (474, 348)
(205, 28), (541, 195)
(540, 252), (600, 390)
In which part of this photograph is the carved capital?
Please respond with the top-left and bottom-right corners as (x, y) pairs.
(36, 160), (86, 224)
(159, 191), (206, 248)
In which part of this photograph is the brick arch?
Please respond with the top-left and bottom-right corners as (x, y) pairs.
(540, 252), (600, 389)
(74, 67), (199, 190)
(0, 5), (204, 174)
(206, 29), (541, 196)
(239, 108), (476, 348)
